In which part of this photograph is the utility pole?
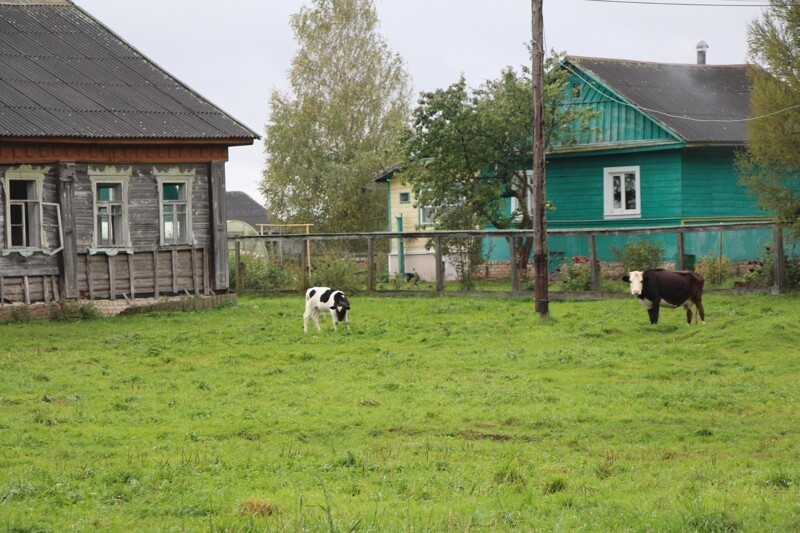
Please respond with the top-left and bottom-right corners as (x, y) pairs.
(531, 0), (549, 318)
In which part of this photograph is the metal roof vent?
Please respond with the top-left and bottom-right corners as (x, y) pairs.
(696, 41), (709, 65)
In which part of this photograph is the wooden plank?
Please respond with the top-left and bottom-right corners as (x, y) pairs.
(773, 225), (785, 293)
(191, 247), (199, 296)
(203, 247), (210, 296)
(0, 267), (60, 277)
(0, 276), (4, 306)
(58, 160), (78, 299)
(153, 251), (160, 298)
(589, 235), (600, 291)
(51, 276), (59, 303)
(434, 235), (444, 294)
(210, 161), (229, 291)
(108, 255), (116, 300)
(367, 237), (375, 292)
(23, 276), (30, 305)
(172, 249), (178, 294)
(86, 254), (95, 300)
(43, 276), (50, 304)
(676, 231), (685, 270)
(508, 237), (519, 293)
(128, 254), (135, 300)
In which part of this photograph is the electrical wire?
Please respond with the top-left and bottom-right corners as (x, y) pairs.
(583, 0), (769, 6)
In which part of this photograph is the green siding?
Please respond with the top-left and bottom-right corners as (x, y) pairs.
(559, 70), (680, 146)
(547, 149), (683, 228)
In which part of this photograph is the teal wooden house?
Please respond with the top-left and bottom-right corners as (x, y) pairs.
(545, 52), (769, 264)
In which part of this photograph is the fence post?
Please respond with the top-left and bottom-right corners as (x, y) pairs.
(434, 235), (444, 294)
(508, 237), (519, 293)
(773, 224), (785, 293)
(589, 234), (600, 291)
(367, 236), (375, 292)
(676, 231), (685, 270)
(234, 240), (242, 294)
(301, 238), (309, 290)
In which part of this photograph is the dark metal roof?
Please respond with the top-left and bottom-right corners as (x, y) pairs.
(0, 0), (258, 141)
(226, 191), (269, 230)
(567, 56), (752, 144)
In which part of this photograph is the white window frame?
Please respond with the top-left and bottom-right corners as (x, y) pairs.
(3, 171), (45, 254)
(156, 176), (193, 246)
(603, 166), (641, 219)
(90, 174), (131, 255)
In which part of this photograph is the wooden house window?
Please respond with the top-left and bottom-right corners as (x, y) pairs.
(90, 175), (131, 252)
(3, 171), (46, 252)
(399, 192), (411, 204)
(603, 166), (641, 219)
(157, 177), (193, 245)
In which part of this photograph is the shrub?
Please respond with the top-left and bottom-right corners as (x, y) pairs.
(695, 252), (731, 285)
(611, 239), (664, 272)
(743, 244), (800, 289)
(229, 252), (298, 292)
(309, 256), (360, 291)
(551, 255), (595, 291)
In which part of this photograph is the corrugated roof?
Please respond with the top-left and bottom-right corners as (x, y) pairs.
(226, 191), (269, 230)
(567, 56), (751, 144)
(0, 0), (259, 141)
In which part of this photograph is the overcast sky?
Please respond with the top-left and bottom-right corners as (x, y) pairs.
(72, 0), (767, 204)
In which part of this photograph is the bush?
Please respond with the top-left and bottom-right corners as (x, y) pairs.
(309, 256), (360, 291)
(230, 252), (298, 292)
(743, 244), (800, 289)
(611, 239), (664, 272)
(551, 255), (595, 291)
(695, 252), (731, 285)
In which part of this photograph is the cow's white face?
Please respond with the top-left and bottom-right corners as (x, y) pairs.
(624, 271), (645, 296)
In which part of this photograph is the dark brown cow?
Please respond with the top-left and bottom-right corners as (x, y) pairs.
(622, 269), (705, 325)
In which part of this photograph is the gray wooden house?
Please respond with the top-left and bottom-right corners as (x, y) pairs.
(0, 0), (258, 304)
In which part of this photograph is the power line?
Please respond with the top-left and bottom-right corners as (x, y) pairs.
(563, 63), (800, 123)
(584, 0), (769, 6)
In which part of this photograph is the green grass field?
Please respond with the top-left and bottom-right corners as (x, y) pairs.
(1, 293), (799, 531)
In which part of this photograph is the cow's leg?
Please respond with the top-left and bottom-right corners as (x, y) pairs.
(684, 302), (693, 325)
(312, 308), (322, 332)
(303, 304), (312, 334)
(330, 309), (339, 330)
(648, 302), (660, 324)
(695, 298), (705, 325)
(344, 311), (349, 330)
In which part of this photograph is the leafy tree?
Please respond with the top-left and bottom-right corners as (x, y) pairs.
(738, 0), (800, 238)
(399, 54), (597, 270)
(261, 0), (411, 233)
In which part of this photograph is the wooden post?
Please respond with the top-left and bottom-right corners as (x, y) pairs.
(86, 255), (95, 300)
(43, 276), (50, 304)
(23, 276), (30, 305)
(773, 224), (785, 293)
(300, 238), (309, 290)
(676, 231), (685, 270)
(191, 248), (199, 296)
(434, 235), (444, 294)
(108, 255), (116, 300)
(153, 251), (159, 298)
(58, 160), (78, 299)
(531, 0), (549, 318)
(367, 237), (375, 292)
(235, 240), (242, 294)
(589, 234), (600, 291)
(0, 276), (4, 306)
(171, 249), (178, 294)
(210, 161), (229, 291)
(508, 237), (520, 293)
(203, 247), (210, 295)
(128, 254), (136, 300)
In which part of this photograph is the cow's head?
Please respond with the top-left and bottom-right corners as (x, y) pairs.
(331, 292), (350, 312)
(622, 271), (647, 296)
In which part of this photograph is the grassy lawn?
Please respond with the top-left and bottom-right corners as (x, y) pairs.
(1, 293), (799, 531)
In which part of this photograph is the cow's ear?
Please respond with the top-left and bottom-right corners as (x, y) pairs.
(330, 306), (337, 310)
(622, 275), (630, 283)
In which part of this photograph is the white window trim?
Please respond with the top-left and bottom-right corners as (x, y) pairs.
(603, 165), (641, 220)
(90, 174), (132, 255)
(156, 175), (194, 246)
(2, 169), (46, 256)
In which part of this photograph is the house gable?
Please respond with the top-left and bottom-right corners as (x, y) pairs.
(552, 60), (683, 156)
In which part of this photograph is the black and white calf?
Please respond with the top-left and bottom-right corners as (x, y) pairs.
(303, 287), (351, 333)
(622, 268), (705, 325)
